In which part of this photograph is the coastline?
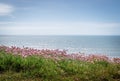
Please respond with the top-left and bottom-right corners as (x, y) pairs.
(0, 35), (120, 57)
(0, 45), (120, 81)
(0, 45), (120, 63)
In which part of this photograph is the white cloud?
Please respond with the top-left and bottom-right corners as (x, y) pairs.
(0, 21), (120, 35)
(0, 21), (14, 24)
(0, 3), (14, 16)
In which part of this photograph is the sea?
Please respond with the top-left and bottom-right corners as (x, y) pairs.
(0, 35), (120, 57)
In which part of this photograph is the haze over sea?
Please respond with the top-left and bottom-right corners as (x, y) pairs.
(0, 35), (120, 57)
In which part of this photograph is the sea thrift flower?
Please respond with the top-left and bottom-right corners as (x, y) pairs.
(113, 58), (120, 64)
(0, 46), (120, 63)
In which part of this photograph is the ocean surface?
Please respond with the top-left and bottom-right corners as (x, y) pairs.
(0, 35), (120, 57)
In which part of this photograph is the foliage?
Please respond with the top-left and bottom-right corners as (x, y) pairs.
(0, 46), (120, 81)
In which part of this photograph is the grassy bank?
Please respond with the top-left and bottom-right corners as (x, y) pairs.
(0, 46), (120, 81)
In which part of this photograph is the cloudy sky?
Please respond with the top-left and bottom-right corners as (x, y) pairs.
(0, 0), (120, 35)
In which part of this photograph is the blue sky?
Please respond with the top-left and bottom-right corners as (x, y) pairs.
(0, 0), (120, 35)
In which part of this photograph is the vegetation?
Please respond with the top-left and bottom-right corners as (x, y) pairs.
(0, 46), (120, 81)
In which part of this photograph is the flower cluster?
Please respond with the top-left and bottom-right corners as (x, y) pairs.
(0, 45), (67, 58)
(0, 45), (120, 63)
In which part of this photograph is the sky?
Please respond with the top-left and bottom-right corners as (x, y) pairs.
(0, 0), (120, 35)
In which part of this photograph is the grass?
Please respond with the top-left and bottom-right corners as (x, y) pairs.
(0, 49), (120, 81)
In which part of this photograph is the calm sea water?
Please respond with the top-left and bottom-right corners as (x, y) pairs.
(0, 35), (120, 57)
